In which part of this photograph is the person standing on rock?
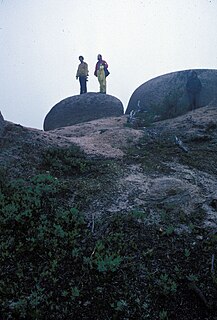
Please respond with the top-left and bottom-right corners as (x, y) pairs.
(186, 70), (202, 110)
(94, 54), (109, 94)
(76, 56), (89, 94)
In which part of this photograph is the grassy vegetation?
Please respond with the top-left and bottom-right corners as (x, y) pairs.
(40, 146), (121, 211)
(41, 146), (116, 177)
(0, 158), (217, 319)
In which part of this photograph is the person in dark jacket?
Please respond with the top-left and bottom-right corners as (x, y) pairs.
(186, 71), (202, 110)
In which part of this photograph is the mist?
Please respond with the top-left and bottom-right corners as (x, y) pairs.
(0, 0), (217, 129)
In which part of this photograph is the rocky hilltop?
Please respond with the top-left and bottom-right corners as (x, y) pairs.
(0, 105), (217, 319)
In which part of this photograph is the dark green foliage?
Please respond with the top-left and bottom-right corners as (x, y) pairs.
(0, 173), (88, 318)
(41, 146), (91, 176)
(41, 146), (117, 178)
(40, 147), (120, 211)
(0, 170), (217, 319)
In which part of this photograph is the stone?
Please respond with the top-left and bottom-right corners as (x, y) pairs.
(126, 69), (217, 122)
(0, 111), (5, 136)
(43, 92), (124, 131)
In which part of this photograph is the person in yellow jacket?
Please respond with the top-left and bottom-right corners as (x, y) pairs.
(76, 56), (89, 94)
(94, 54), (109, 93)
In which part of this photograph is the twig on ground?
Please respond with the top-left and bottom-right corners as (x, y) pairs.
(175, 136), (189, 153)
(189, 282), (210, 309)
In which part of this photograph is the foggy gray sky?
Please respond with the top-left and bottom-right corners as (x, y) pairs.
(1, 0), (217, 129)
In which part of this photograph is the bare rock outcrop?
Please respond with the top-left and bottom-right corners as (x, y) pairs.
(126, 69), (217, 121)
(0, 111), (5, 136)
(43, 92), (124, 131)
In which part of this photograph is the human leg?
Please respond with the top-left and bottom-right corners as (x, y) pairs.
(98, 76), (106, 93)
(97, 69), (106, 93)
(102, 77), (106, 93)
(83, 78), (87, 93)
(79, 77), (87, 94)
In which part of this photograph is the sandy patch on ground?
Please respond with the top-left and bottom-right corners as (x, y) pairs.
(49, 116), (144, 158)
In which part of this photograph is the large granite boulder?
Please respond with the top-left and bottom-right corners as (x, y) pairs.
(0, 111), (5, 136)
(44, 93), (124, 131)
(126, 69), (217, 121)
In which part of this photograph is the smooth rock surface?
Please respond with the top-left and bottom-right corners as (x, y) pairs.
(44, 93), (124, 131)
(126, 69), (217, 121)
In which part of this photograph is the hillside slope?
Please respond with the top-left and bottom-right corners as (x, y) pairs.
(0, 106), (217, 319)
